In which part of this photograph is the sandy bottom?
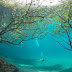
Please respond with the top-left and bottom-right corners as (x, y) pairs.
(2, 56), (72, 72)
(15, 57), (72, 72)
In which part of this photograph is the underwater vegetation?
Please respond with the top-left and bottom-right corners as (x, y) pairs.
(0, 0), (72, 72)
(0, 0), (72, 50)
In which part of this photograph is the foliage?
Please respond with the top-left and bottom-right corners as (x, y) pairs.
(0, 0), (49, 45)
(49, 0), (72, 51)
(0, 0), (71, 51)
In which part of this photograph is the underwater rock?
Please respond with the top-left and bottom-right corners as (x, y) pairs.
(0, 57), (18, 72)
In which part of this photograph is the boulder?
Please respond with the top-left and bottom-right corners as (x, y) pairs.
(0, 57), (18, 72)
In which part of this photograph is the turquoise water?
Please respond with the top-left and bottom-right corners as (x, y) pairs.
(0, 33), (72, 72)
(0, 1), (72, 72)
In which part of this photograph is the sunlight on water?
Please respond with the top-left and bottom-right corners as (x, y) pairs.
(35, 39), (39, 47)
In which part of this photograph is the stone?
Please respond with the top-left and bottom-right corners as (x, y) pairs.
(0, 57), (18, 72)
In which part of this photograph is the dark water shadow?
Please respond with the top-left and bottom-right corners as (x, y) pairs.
(59, 68), (72, 72)
(16, 59), (36, 65)
(18, 64), (63, 72)
(33, 64), (63, 71)
(11, 57), (37, 65)
(0, 55), (37, 66)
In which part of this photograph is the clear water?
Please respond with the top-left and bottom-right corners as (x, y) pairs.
(0, 33), (72, 72)
(0, 1), (72, 72)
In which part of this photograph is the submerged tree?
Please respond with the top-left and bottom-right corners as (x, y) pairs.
(0, 0), (49, 46)
(1, 0), (71, 51)
(48, 0), (72, 51)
